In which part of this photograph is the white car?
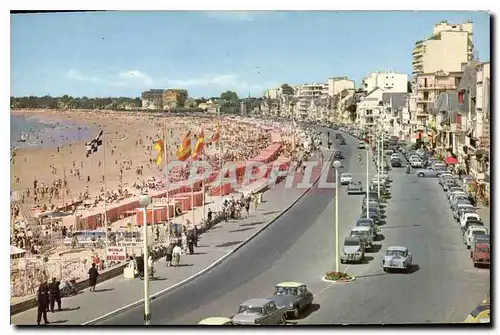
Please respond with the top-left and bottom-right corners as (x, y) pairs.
(447, 190), (466, 202)
(340, 173), (353, 185)
(463, 226), (489, 249)
(460, 213), (481, 230)
(390, 153), (400, 160)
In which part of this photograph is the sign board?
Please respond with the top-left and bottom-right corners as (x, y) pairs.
(106, 246), (126, 262)
(152, 197), (171, 205)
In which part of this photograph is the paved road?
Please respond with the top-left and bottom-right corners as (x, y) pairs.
(12, 130), (332, 325)
(100, 130), (489, 325)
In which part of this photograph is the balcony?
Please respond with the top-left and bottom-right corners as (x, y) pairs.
(417, 84), (456, 90)
(416, 110), (428, 117)
(417, 97), (434, 104)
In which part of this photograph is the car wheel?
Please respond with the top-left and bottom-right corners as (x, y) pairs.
(280, 315), (287, 324)
(418, 173), (424, 177)
(383, 267), (387, 272)
(436, 173), (441, 177)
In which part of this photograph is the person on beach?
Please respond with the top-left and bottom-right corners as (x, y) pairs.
(88, 263), (99, 292)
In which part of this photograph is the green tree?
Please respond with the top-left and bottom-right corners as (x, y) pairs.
(220, 91), (239, 102)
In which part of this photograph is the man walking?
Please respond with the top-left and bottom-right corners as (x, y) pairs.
(172, 244), (182, 267)
(88, 263), (99, 292)
(165, 243), (173, 267)
(36, 280), (50, 325)
(48, 277), (62, 312)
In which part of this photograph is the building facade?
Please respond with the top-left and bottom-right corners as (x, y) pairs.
(163, 89), (188, 108)
(412, 20), (473, 82)
(327, 77), (355, 97)
(141, 89), (164, 110)
(295, 83), (328, 118)
(360, 71), (408, 94)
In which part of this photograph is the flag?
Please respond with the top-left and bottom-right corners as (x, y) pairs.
(153, 125), (166, 166)
(176, 130), (192, 161)
(85, 130), (103, 157)
(192, 125), (205, 160)
(211, 120), (220, 144)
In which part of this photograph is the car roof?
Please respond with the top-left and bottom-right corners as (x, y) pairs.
(352, 226), (371, 231)
(341, 173), (352, 176)
(345, 236), (361, 242)
(276, 282), (304, 288)
(241, 298), (272, 306)
(387, 246), (408, 252)
(198, 317), (233, 325)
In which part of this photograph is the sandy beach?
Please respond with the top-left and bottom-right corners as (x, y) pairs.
(10, 110), (273, 217)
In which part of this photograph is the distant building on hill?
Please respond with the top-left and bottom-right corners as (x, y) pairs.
(141, 89), (189, 110)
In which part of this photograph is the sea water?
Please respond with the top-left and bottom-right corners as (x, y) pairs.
(10, 113), (94, 150)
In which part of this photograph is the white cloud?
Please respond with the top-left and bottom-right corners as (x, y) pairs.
(66, 69), (156, 87)
(167, 73), (279, 95)
(65, 69), (102, 83)
(117, 70), (154, 86)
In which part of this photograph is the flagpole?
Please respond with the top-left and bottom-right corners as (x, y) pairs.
(103, 132), (108, 247)
(218, 108), (223, 198)
(191, 155), (195, 228)
(164, 123), (170, 244)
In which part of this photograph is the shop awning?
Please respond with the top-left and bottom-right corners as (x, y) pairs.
(444, 156), (458, 165)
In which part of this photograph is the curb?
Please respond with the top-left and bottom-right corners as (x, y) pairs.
(321, 276), (356, 283)
(83, 148), (334, 325)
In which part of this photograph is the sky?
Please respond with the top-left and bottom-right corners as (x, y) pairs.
(10, 10), (490, 99)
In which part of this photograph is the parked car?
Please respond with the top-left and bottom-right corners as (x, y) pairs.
(391, 158), (402, 167)
(347, 181), (363, 194)
(232, 299), (287, 325)
(450, 194), (472, 209)
(463, 226), (488, 249)
(360, 208), (380, 224)
(470, 234), (490, 258)
(448, 191), (467, 204)
(461, 219), (484, 235)
(354, 217), (380, 235)
(452, 203), (474, 220)
(455, 206), (477, 223)
(460, 213), (481, 230)
(362, 200), (381, 214)
(335, 133), (343, 139)
(198, 317), (234, 325)
(334, 151), (344, 160)
(340, 236), (365, 264)
(269, 282), (314, 319)
(357, 141), (366, 149)
(410, 159), (423, 168)
(339, 138), (346, 145)
(381, 246), (413, 273)
(349, 226), (374, 250)
(447, 188), (465, 201)
(442, 178), (459, 191)
(415, 168), (444, 178)
(438, 173), (454, 185)
(340, 173), (353, 185)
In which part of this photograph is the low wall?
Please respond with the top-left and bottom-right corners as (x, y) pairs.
(10, 262), (128, 316)
(79, 143), (283, 229)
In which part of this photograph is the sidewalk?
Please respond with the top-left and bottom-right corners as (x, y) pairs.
(11, 148), (332, 325)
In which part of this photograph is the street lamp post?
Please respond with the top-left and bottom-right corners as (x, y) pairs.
(139, 193), (152, 325)
(333, 160), (342, 273)
(377, 130), (381, 199)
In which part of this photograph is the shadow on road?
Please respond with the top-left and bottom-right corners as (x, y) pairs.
(93, 288), (115, 293)
(359, 255), (374, 264)
(296, 303), (321, 320)
(229, 228), (254, 233)
(174, 263), (194, 267)
(367, 245), (382, 253)
(240, 221), (266, 227)
(57, 306), (80, 312)
(375, 234), (385, 242)
(262, 210), (281, 216)
(474, 264), (491, 270)
(382, 224), (421, 229)
(215, 241), (243, 248)
(188, 252), (207, 255)
(151, 276), (168, 281)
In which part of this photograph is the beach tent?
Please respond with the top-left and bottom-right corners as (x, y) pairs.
(10, 245), (26, 260)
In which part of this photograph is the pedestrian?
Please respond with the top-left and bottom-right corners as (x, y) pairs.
(36, 280), (50, 325)
(181, 232), (187, 254)
(48, 278), (62, 312)
(193, 226), (198, 247)
(172, 244), (182, 267)
(187, 233), (194, 255)
(165, 243), (173, 267)
(207, 208), (213, 222)
(88, 263), (99, 292)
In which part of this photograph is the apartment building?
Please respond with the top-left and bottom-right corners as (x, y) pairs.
(327, 77), (355, 97)
(263, 88), (279, 99)
(360, 71), (408, 93)
(141, 89), (164, 110)
(412, 20), (473, 82)
(295, 83), (328, 118)
(163, 89), (188, 108)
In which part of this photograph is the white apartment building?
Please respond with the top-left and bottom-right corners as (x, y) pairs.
(356, 87), (385, 129)
(263, 88), (279, 99)
(327, 77), (355, 97)
(295, 83), (328, 118)
(412, 20), (473, 81)
(360, 71), (408, 93)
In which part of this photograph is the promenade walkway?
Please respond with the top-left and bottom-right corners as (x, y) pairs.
(12, 147), (332, 325)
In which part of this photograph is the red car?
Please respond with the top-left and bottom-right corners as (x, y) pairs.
(472, 243), (490, 267)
